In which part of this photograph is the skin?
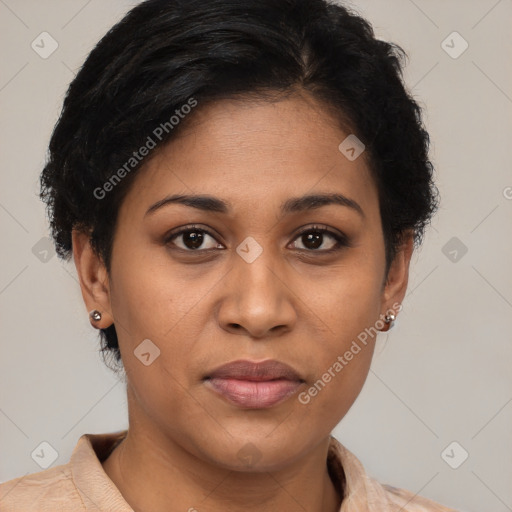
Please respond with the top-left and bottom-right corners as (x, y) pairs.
(72, 91), (413, 512)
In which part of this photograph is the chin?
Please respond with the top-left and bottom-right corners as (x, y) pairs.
(193, 427), (314, 473)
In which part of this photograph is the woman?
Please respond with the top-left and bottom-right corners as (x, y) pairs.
(0, 0), (458, 510)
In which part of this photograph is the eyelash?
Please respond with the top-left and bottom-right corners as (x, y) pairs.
(164, 224), (349, 254)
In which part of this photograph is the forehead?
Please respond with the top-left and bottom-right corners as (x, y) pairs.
(117, 94), (378, 223)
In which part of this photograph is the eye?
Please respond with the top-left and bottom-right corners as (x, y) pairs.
(165, 225), (223, 251)
(290, 225), (348, 253)
(164, 224), (349, 254)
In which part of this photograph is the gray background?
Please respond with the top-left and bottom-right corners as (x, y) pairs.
(1, 1), (511, 511)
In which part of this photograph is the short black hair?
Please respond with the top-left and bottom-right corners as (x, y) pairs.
(39, 0), (438, 372)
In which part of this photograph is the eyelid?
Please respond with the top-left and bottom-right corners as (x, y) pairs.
(293, 223), (348, 242)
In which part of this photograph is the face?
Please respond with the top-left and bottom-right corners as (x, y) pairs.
(74, 93), (411, 471)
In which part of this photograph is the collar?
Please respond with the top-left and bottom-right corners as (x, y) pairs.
(69, 431), (421, 511)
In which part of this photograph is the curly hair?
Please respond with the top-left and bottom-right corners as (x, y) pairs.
(39, 0), (438, 372)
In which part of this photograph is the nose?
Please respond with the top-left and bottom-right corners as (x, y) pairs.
(216, 248), (298, 339)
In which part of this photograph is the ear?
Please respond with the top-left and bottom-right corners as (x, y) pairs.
(380, 231), (414, 315)
(72, 228), (114, 328)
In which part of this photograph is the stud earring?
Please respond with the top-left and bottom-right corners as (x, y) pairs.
(380, 312), (396, 332)
(89, 310), (102, 321)
(384, 312), (396, 324)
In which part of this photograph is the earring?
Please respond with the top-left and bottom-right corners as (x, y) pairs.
(384, 312), (396, 324)
(89, 310), (102, 321)
(380, 312), (396, 332)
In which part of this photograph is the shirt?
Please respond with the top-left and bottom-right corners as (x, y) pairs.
(0, 430), (459, 511)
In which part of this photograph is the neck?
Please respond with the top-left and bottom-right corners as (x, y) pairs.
(102, 424), (342, 512)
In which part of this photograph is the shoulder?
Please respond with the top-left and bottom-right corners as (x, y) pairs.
(381, 483), (460, 511)
(0, 430), (130, 512)
(0, 464), (84, 511)
(327, 436), (460, 511)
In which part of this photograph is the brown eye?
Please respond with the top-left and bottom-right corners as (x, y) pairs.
(291, 225), (348, 253)
(165, 226), (223, 251)
(164, 224), (348, 255)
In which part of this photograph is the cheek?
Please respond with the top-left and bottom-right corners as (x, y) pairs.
(296, 254), (383, 417)
(109, 246), (212, 345)
(109, 253), (215, 410)
(297, 286), (381, 429)
(124, 361), (207, 444)
(298, 346), (374, 434)
(309, 253), (384, 336)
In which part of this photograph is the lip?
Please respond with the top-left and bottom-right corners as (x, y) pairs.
(203, 359), (304, 409)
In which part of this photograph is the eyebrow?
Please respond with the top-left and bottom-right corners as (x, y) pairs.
(144, 192), (365, 219)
